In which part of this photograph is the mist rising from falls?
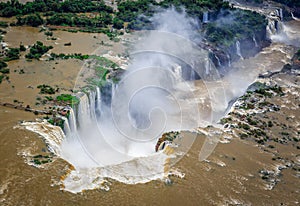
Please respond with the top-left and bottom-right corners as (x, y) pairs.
(21, 5), (300, 193)
(270, 21), (300, 47)
(55, 8), (225, 192)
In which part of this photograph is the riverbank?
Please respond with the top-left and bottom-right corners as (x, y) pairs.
(0, 1), (300, 205)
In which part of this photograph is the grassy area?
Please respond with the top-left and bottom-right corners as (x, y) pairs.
(25, 41), (53, 60)
(56, 94), (79, 106)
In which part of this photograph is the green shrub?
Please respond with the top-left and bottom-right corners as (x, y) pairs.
(4, 48), (20, 61)
(56, 94), (79, 106)
(44, 31), (53, 36)
(0, 21), (8, 28)
(37, 84), (56, 94)
(0, 74), (4, 83)
(0, 68), (9, 74)
(19, 44), (26, 51)
(26, 41), (53, 60)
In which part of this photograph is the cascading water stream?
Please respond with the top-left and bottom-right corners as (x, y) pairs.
(291, 12), (300, 21)
(68, 108), (77, 132)
(205, 58), (211, 75)
(203, 11), (209, 23)
(62, 116), (71, 137)
(215, 54), (221, 67)
(172, 64), (183, 82)
(20, 5), (300, 193)
(235, 40), (243, 60)
(95, 87), (102, 116)
(253, 35), (258, 47)
(227, 54), (231, 67)
(279, 8), (283, 20)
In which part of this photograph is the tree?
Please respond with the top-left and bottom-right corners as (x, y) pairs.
(17, 13), (44, 27)
(112, 17), (124, 29)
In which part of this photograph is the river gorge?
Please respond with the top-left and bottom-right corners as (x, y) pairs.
(0, 0), (299, 205)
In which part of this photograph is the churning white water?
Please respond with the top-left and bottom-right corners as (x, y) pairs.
(58, 9), (218, 192)
(20, 6), (300, 193)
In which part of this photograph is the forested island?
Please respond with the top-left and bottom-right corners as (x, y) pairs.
(0, 0), (268, 55)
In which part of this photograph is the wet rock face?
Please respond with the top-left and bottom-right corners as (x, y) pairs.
(209, 28), (270, 70)
(258, 52), (300, 79)
(291, 51), (300, 70)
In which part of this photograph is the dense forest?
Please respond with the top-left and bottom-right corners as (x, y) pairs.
(0, 0), (267, 50)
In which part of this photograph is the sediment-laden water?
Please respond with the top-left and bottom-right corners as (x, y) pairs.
(0, 3), (300, 205)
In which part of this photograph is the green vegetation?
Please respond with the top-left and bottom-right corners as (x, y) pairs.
(47, 117), (65, 129)
(245, 0), (263, 3)
(0, 21), (8, 28)
(0, 60), (9, 84)
(247, 117), (257, 126)
(85, 56), (120, 88)
(96, 66), (110, 81)
(49, 53), (89, 61)
(31, 154), (52, 165)
(19, 44), (26, 52)
(0, 74), (4, 84)
(268, 121), (274, 127)
(0, 0), (266, 49)
(0, 67), (9, 74)
(0, 60), (8, 69)
(46, 13), (112, 28)
(37, 84), (56, 94)
(91, 55), (118, 69)
(238, 123), (250, 130)
(0, 28), (6, 41)
(248, 82), (284, 98)
(272, 0), (300, 9)
(220, 117), (232, 124)
(155, 131), (180, 151)
(4, 48), (20, 61)
(56, 94), (79, 106)
(25, 41), (53, 60)
(0, 0), (113, 17)
(296, 49), (300, 61)
(205, 9), (267, 47)
(16, 13), (44, 27)
(44, 31), (53, 36)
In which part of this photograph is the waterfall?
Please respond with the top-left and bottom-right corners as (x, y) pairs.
(252, 35), (258, 47)
(111, 83), (116, 97)
(68, 108), (77, 132)
(205, 58), (211, 75)
(172, 64), (182, 82)
(214, 54), (221, 67)
(269, 20), (284, 39)
(90, 91), (96, 119)
(235, 40), (243, 60)
(77, 93), (93, 128)
(279, 8), (283, 20)
(62, 116), (71, 136)
(275, 9), (279, 18)
(266, 8), (285, 39)
(291, 12), (300, 21)
(203, 11), (208, 23)
(227, 54), (231, 67)
(190, 69), (196, 81)
(96, 87), (102, 116)
(267, 19), (277, 38)
(68, 89), (102, 132)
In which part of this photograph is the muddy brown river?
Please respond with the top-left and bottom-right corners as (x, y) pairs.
(0, 11), (300, 206)
(0, 105), (299, 205)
